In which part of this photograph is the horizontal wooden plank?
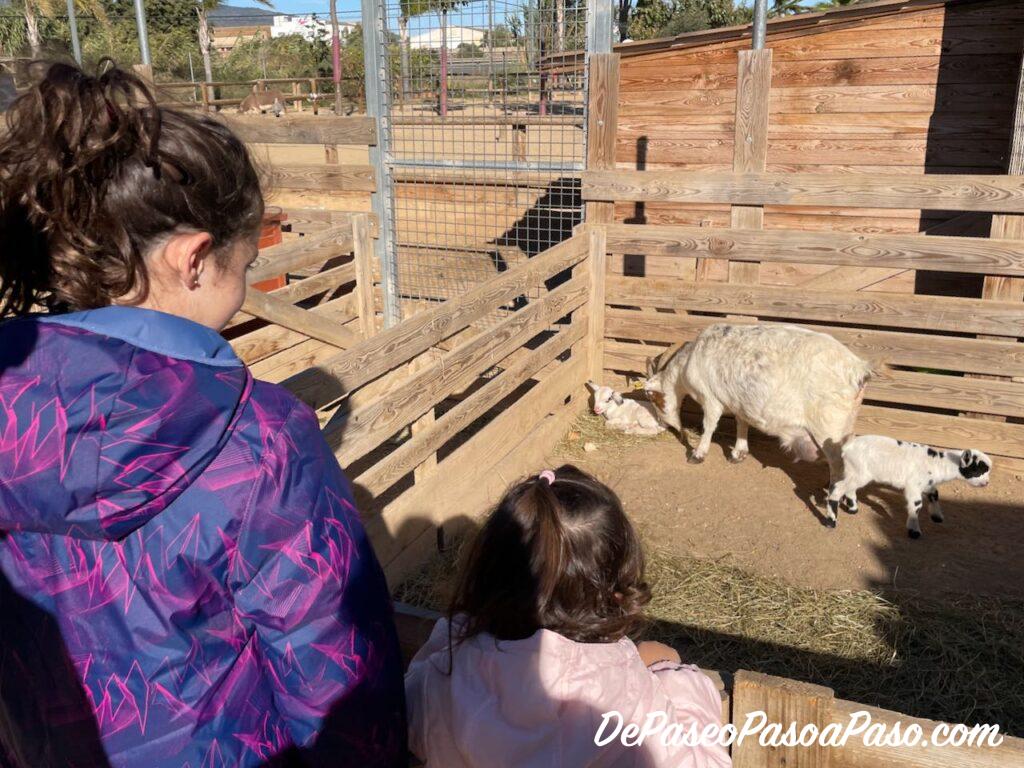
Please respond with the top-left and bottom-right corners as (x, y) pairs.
(283, 233), (590, 409)
(603, 337), (1024, 419)
(602, 223), (1024, 276)
(270, 263), (356, 303)
(605, 275), (1024, 337)
(618, 55), (1021, 92)
(327, 276), (589, 468)
(585, 171), (1024, 213)
(856, 405), (1024, 461)
(271, 164), (376, 193)
(218, 115), (377, 145)
(603, 308), (1024, 378)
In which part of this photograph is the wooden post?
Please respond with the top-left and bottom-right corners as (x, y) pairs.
(971, 53), (1024, 419)
(587, 227), (607, 382)
(585, 53), (620, 227)
(310, 78), (319, 115)
(728, 49), (772, 285)
(292, 80), (302, 112)
(732, 670), (834, 768)
(132, 63), (154, 84)
(352, 213), (377, 339)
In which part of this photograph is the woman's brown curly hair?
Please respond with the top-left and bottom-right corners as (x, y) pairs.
(448, 464), (651, 646)
(0, 60), (263, 317)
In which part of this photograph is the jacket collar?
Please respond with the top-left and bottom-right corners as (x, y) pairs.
(39, 305), (242, 368)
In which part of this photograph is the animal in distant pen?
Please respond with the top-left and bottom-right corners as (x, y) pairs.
(586, 381), (665, 437)
(239, 90), (286, 117)
(643, 323), (872, 496)
(828, 436), (992, 538)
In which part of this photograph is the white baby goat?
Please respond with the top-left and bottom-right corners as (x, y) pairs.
(827, 435), (992, 538)
(644, 323), (871, 490)
(586, 381), (665, 436)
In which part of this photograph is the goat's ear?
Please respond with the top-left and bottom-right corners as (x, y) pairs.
(960, 450), (973, 467)
(585, 381), (598, 393)
(646, 356), (658, 378)
(612, 391), (625, 405)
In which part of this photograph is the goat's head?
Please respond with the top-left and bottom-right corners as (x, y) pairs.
(586, 381), (624, 416)
(959, 449), (992, 487)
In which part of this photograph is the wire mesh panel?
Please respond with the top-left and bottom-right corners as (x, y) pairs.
(369, 0), (589, 320)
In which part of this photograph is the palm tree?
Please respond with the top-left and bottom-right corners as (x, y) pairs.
(398, 0), (435, 105)
(329, 0), (342, 113)
(811, 0), (858, 9)
(195, 0), (273, 97)
(14, 0), (106, 58)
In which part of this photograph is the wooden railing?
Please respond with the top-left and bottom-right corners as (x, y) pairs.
(231, 227), (594, 586)
(583, 49), (1024, 465)
(160, 76), (363, 113)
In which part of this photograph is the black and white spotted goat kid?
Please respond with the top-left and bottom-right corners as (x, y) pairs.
(826, 435), (992, 539)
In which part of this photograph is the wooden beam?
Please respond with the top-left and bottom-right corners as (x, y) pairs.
(587, 227), (607, 381)
(271, 164), (376, 193)
(241, 289), (361, 349)
(326, 276), (589, 468)
(603, 308), (1024, 378)
(602, 223), (1024, 277)
(585, 53), (620, 226)
(605, 275), (1024, 338)
(729, 48), (772, 286)
(351, 214), (377, 338)
(733, 671), (833, 768)
(282, 234), (589, 409)
(247, 226), (353, 283)
(269, 262), (356, 304)
(583, 170), (1024, 213)
(218, 114), (377, 145)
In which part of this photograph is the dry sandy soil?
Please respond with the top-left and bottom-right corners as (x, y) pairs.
(553, 414), (1024, 601)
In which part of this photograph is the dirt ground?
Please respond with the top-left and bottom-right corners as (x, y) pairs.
(553, 414), (1024, 601)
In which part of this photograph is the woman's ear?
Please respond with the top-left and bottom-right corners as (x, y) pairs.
(160, 231), (214, 289)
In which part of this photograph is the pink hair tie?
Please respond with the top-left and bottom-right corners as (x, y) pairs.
(538, 470), (556, 485)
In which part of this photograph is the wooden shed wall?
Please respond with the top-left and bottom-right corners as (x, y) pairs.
(614, 0), (1024, 291)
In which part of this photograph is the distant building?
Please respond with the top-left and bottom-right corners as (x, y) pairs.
(409, 26), (486, 50)
(207, 4), (276, 54)
(271, 15), (357, 42)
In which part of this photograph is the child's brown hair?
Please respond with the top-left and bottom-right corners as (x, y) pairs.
(448, 464), (651, 644)
(0, 61), (264, 317)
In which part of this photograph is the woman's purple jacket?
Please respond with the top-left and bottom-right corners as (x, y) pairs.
(0, 306), (406, 767)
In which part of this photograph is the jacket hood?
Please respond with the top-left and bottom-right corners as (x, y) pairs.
(0, 306), (250, 541)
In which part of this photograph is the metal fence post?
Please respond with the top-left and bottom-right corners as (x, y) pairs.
(362, 0), (401, 327)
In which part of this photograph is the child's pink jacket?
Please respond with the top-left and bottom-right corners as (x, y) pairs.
(406, 617), (732, 767)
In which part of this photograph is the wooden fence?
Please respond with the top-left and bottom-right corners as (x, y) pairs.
(229, 222), (594, 587)
(584, 50), (1024, 465)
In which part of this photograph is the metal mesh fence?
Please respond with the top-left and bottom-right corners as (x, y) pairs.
(371, 0), (588, 320)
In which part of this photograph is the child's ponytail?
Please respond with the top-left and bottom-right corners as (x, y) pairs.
(0, 61), (263, 318)
(448, 465), (651, 648)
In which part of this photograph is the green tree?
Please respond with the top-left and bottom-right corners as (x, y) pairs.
(769, 0), (804, 17)
(196, 0), (273, 87)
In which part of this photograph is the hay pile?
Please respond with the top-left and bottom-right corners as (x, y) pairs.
(395, 536), (1024, 735)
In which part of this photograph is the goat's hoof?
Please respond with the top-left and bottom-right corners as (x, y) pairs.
(907, 529), (921, 540)
(930, 514), (944, 524)
(728, 451), (748, 464)
(823, 517), (837, 529)
(687, 453), (706, 465)
(845, 507), (859, 515)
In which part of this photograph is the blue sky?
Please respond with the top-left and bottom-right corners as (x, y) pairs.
(231, 0), (363, 15)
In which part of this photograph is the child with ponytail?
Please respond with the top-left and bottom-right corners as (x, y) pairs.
(405, 465), (731, 767)
(0, 63), (405, 767)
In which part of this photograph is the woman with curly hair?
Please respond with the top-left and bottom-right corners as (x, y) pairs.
(0, 62), (405, 767)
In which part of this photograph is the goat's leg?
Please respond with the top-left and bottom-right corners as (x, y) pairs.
(926, 488), (943, 523)
(825, 479), (846, 528)
(729, 417), (749, 463)
(660, 391), (683, 432)
(905, 487), (925, 539)
(690, 398), (723, 464)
